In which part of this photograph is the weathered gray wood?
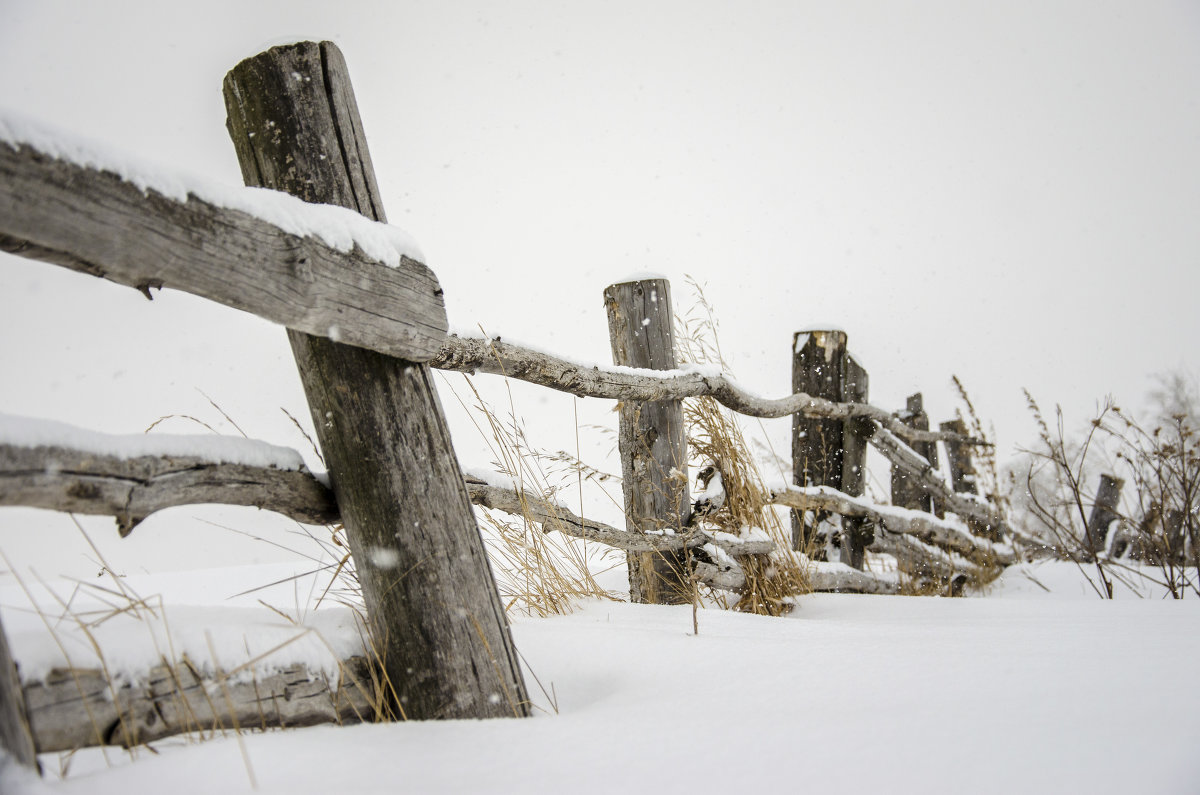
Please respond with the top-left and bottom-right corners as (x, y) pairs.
(23, 657), (374, 753)
(806, 566), (900, 595)
(839, 355), (873, 569)
(940, 419), (979, 496)
(0, 139), (446, 362)
(870, 427), (1014, 542)
(605, 279), (691, 604)
(0, 612), (38, 771)
(431, 336), (977, 445)
(791, 330), (850, 558)
(940, 418), (1002, 541)
(769, 486), (1015, 567)
(0, 443), (337, 535)
(890, 394), (938, 515)
(224, 41), (528, 720)
(1084, 474), (1123, 555)
(464, 476), (772, 557)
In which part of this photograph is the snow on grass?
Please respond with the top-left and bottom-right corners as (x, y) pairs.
(0, 109), (423, 267)
(3, 573), (1198, 794)
(0, 412), (307, 471)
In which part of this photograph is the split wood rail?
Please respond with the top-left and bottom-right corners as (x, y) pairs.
(0, 40), (1019, 767)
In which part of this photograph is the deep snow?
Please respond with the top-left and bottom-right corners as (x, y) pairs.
(2, 561), (1198, 795)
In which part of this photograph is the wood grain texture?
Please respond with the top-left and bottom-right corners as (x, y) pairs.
(791, 330), (846, 554)
(0, 443), (337, 535)
(0, 141), (446, 362)
(0, 611), (38, 770)
(23, 657), (374, 753)
(605, 279), (691, 604)
(224, 41), (528, 720)
(431, 335), (973, 445)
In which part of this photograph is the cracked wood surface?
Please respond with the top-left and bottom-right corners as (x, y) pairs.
(23, 656), (375, 753)
(0, 140), (446, 362)
(0, 442), (337, 535)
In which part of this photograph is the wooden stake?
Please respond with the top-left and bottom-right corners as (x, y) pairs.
(223, 41), (528, 720)
(890, 393), (938, 515)
(1084, 474), (1123, 555)
(604, 279), (691, 604)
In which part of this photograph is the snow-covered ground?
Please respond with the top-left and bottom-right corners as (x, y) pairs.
(3, 560), (1197, 795)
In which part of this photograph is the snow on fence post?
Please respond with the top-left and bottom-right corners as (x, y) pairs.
(223, 41), (529, 720)
(1084, 474), (1123, 556)
(604, 278), (692, 604)
(0, 612), (38, 772)
(791, 330), (874, 567)
(890, 393), (938, 515)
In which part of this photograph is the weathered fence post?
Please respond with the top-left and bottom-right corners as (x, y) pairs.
(1084, 474), (1123, 555)
(605, 278), (691, 604)
(792, 330), (845, 555)
(940, 418), (1000, 541)
(791, 330), (872, 568)
(891, 393), (937, 514)
(840, 356), (873, 569)
(0, 616), (38, 772)
(224, 41), (528, 719)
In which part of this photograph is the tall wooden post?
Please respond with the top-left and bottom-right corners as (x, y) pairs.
(224, 42), (528, 720)
(891, 393), (937, 514)
(1084, 474), (1123, 555)
(791, 330), (872, 568)
(839, 355), (873, 569)
(605, 279), (691, 604)
(0, 616), (38, 772)
(792, 330), (846, 556)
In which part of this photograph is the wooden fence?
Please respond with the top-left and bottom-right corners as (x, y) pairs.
(0, 40), (1019, 768)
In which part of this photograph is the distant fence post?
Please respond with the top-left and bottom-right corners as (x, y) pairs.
(0, 613), (38, 771)
(224, 41), (528, 719)
(791, 330), (872, 568)
(1084, 474), (1123, 555)
(605, 278), (691, 604)
(939, 418), (1000, 541)
(891, 393), (937, 515)
(840, 355), (873, 569)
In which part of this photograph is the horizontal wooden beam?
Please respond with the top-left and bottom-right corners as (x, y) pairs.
(0, 138), (447, 361)
(24, 656), (375, 753)
(432, 336), (985, 446)
(0, 442), (338, 535)
(770, 485), (1015, 567)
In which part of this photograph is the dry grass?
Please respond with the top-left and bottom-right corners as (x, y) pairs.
(443, 369), (625, 616)
(676, 278), (808, 614)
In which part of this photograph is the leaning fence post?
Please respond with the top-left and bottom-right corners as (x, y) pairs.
(223, 41), (528, 719)
(605, 278), (691, 604)
(891, 393), (937, 515)
(1084, 474), (1123, 555)
(0, 615), (38, 772)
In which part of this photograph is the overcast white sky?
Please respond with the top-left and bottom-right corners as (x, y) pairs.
(2, 1), (1199, 574)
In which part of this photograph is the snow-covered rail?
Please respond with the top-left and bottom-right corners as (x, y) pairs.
(0, 115), (446, 362)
